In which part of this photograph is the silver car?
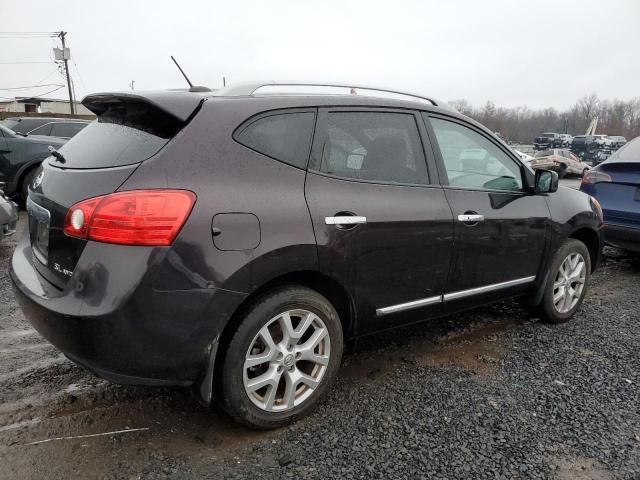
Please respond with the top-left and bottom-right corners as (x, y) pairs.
(0, 188), (18, 239)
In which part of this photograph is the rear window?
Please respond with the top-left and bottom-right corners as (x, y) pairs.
(56, 102), (181, 169)
(235, 111), (315, 169)
(608, 137), (640, 163)
(534, 150), (553, 158)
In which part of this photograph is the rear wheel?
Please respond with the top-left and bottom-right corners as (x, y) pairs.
(220, 286), (344, 429)
(538, 239), (591, 323)
(558, 164), (568, 179)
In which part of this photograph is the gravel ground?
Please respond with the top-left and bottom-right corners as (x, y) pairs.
(1, 207), (639, 479)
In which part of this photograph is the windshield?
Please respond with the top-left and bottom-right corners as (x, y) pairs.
(1, 119), (19, 130)
(0, 124), (16, 136)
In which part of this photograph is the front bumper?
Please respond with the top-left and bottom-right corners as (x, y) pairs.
(10, 235), (247, 387)
(604, 223), (640, 253)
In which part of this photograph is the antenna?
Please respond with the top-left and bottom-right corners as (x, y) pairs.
(171, 55), (193, 88)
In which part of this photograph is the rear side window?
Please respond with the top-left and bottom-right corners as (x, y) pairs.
(318, 111), (428, 185)
(236, 112), (315, 169)
(51, 122), (87, 138)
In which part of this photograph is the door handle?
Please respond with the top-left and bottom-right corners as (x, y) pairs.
(457, 214), (485, 223)
(325, 215), (367, 226)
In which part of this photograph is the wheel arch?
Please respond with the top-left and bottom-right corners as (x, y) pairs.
(205, 270), (355, 404)
(569, 227), (600, 273)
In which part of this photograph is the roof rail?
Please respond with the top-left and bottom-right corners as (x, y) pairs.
(213, 81), (443, 107)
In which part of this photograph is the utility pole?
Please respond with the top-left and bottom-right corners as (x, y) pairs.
(129, 80), (135, 91)
(58, 31), (75, 115)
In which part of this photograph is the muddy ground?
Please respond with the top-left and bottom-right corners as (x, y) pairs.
(1, 210), (639, 479)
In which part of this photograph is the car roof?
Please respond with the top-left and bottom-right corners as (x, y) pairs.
(84, 82), (492, 134)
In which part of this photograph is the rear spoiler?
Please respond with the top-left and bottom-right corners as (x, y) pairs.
(82, 91), (204, 123)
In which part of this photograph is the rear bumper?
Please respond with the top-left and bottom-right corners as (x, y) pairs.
(10, 236), (247, 387)
(604, 223), (640, 253)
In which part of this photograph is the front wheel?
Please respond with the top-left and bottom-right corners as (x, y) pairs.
(538, 239), (591, 323)
(219, 285), (344, 429)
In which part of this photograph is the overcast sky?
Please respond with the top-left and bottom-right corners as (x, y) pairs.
(1, 0), (638, 110)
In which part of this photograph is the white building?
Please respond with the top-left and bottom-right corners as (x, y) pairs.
(0, 96), (93, 115)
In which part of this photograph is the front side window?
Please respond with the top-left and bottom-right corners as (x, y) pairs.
(319, 111), (428, 185)
(235, 111), (315, 169)
(429, 117), (523, 192)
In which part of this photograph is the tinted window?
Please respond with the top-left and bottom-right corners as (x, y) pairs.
(28, 123), (53, 136)
(51, 122), (87, 138)
(57, 120), (169, 169)
(429, 117), (522, 192)
(236, 112), (315, 169)
(319, 111), (428, 184)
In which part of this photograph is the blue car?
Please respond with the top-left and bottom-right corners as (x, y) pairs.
(580, 136), (640, 253)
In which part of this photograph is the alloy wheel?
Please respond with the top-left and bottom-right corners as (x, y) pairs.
(553, 252), (586, 314)
(243, 309), (331, 412)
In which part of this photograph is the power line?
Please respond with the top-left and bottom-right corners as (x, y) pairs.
(0, 61), (55, 65)
(0, 83), (64, 91)
(16, 85), (66, 98)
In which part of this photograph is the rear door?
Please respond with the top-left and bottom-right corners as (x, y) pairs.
(424, 114), (549, 305)
(305, 108), (454, 334)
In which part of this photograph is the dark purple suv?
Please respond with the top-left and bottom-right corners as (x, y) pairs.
(11, 82), (604, 428)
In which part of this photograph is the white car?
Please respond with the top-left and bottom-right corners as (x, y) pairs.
(528, 149), (591, 178)
(513, 149), (534, 165)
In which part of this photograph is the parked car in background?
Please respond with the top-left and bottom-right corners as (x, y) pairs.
(534, 132), (562, 150)
(559, 134), (573, 148)
(580, 137), (640, 254)
(0, 187), (18, 239)
(529, 149), (590, 178)
(12, 83), (603, 429)
(1, 117), (72, 135)
(0, 124), (66, 200)
(24, 120), (90, 139)
(571, 135), (609, 165)
(608, 136), (627, 151)
(513, 149), (534, 166)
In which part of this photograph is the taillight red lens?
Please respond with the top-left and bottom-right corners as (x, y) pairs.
(63, 190), (196, 246)
(581, 170), (612, 185)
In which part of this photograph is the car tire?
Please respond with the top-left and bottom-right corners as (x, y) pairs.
(219, 285), (344, 429)
(538, 239), (591, 324)
(558, 164), (567, 179)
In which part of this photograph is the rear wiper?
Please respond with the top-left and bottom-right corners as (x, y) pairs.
(47, 145), (66, 164)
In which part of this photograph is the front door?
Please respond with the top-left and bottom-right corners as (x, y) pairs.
(424, 114), (549, 303)
(305, 108), (454, 334)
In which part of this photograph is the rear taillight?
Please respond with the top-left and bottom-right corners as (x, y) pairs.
(64, 190), (196, 246)
(581, 170), (612, 185)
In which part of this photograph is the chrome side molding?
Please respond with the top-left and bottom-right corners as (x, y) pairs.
(325, 216), (367, 226)
(376, 276), (536, 316)
(376, 295), (442, 316)
(443, 276), (536, 302)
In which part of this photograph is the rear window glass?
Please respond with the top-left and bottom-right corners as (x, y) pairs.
(56, 121), (168, 169)
(235, 112), (315, 169)
(608, 137), (640, 163)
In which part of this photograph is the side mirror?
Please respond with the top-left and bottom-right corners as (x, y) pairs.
(535, 169), (559, 194)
